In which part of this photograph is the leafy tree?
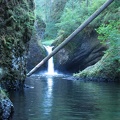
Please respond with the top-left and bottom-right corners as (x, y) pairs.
(96, 0), (120, 61)
(56, 0), (106, 37)
(34, 0), (68, 41)
(97, 20), (120, 61)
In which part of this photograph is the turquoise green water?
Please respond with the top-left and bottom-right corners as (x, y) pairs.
(10, 75), (120, 120)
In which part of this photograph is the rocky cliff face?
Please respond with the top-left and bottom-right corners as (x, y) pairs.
(53, 32), (106, 73)
(27, 18), (47, 73)
(0, 0), (35, 119)
(0, 0), (34, 89)
(27, 36), (47, 72)
(74, 51), (120, 82)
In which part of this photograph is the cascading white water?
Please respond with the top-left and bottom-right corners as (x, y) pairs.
(44, 46), (55, 75)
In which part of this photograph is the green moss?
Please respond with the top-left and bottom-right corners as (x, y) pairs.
(0, 0), (34, 89)
(74, 51), (120, 81)
(0, 88), (7, 100)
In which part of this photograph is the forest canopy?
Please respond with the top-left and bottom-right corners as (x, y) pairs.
(34, 0), (119, 45)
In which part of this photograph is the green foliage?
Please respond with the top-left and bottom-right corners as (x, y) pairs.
(36, 15), (46, 28)
(73, 0), (120, 80)
(44, 21), (58, 39)
(0, 88), (6, 99)
(35, 0), (120, 46)
(0, 0), (35, 89)
(97, 20), (120, 40)
(42, 39), (55, 46)
(35, 0), (120, 51)
(96, 20), (120, 65)
(96, 0), (120, 64)
(97, 20), (120, 50)
(56, 0), (84, 36)
(56, 0), (106, 37)
(34, 0), (68, 42)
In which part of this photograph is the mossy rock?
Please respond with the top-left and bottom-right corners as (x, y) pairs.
(74, 51), (120, 82)
(0, 88), (14, 119)
(0, 0), (35, 89)
(53, 31), (106, 73)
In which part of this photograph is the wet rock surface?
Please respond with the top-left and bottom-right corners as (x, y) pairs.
(0, 0), (34, 89)
(0, 89), (14, 120)
(54, 32), (106, 73)
(27, 38), (47, 72)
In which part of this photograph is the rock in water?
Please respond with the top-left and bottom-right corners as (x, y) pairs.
(0, 89), (14, 120)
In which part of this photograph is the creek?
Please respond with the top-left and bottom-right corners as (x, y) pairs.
(9, 74), (120, 120)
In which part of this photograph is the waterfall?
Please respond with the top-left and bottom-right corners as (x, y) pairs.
(44, 46), (56, 75)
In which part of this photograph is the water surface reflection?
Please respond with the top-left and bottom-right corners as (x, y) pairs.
(9, 75), (120, 120)
(43, 77), (53, 116)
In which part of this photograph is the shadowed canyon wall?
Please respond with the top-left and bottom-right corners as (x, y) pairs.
(53, 31), (106, 73)
(0, 0), (35, 119)
(0, 0), (34, 89)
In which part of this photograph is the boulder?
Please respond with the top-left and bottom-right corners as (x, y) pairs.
(74, 52), (120, 82)
(0, 88), (14, 120)
(53, 32), (106, 73)
(27, 38), (47, 72)
(27, 18), (47, 73)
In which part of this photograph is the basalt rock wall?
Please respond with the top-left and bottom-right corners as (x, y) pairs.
(27, 18), (47, 73)
(53, 31), (106, 73)
(27, 36), (47, 72)
(0, 0), (34, 89)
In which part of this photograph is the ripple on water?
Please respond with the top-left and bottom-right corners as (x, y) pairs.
(10, 75), (120, 120)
